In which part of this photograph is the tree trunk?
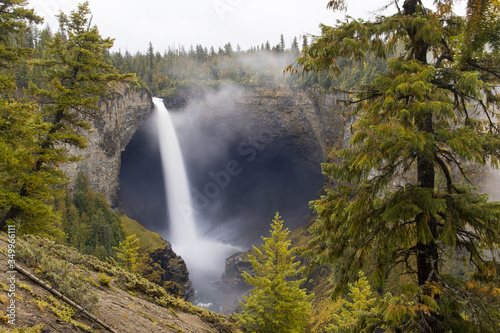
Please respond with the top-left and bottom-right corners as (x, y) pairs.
(404, 0), (442, 331)
(416, 113), (439, 288)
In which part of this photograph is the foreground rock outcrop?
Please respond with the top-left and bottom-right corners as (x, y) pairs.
(141, 241), (195, 298)
(121, 215), (194, 299)
(220, 252), (252, 292)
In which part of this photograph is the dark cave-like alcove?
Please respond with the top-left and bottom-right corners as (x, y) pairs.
(120, 110), (325, 249)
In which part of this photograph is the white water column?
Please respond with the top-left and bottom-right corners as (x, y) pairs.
(154, 97), (197, 250)
(154, 97), (242, 310)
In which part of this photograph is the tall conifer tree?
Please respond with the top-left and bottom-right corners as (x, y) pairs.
(0, 2), (131, 232)
(114, 234), (140, 272)
(0, 0), (59, 235)
(236, 213), (311, 333)
(290, 0), (500, 331)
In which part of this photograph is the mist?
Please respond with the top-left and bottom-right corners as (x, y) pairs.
(120, 82), (324, 311)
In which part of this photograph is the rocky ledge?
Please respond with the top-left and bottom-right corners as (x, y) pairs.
(140, 240), (195, 298)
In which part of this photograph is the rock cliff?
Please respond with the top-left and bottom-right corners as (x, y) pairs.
(58, 84), (196, 298)
(120, 85), (351, 248)
(171, 85), (351, 245)
(60, 83), (153, 208)
(140, 240), (195, 298)
(179, 86), (349, 172)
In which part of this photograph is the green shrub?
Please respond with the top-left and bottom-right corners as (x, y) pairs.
(98, 273), (112, 287)
(16, 236), (99, 311)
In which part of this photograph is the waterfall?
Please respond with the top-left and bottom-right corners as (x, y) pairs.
(153, 97), (241, 310)
(154, 97), (197, 248)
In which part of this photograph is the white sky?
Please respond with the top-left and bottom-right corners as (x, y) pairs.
(29, 0), (391, 53)
(29, 0), (466, 54)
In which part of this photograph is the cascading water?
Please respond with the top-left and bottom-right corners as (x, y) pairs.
(155, 97), (197, 248)
(153, 97), (240, 310)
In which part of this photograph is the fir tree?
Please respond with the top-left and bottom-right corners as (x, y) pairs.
(73, 172), (95, 217)
(279, 34), (286, 52)
(327, 272), (377, 333)
(301, 35), (308, 51)
(236, 212), (311, 333)
(114, 234), (140, 272)
(0, 1), (132, 232)
(0, 0), (64, 236)
(28, 1), (132, 172)
(291, 37), (300, 56)
(291, 0), (500, 331)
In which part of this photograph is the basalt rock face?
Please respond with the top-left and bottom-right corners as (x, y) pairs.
(177, 86), (350, 245)
(237, 87), (347, 170)
(181, 86), (348, 173)
(120, 85), (351, 247)
(60, 83), (153, 207)
(220, 252), (252, 291)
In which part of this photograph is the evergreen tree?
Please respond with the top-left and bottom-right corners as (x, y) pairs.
(65, 204), (83, 247)
(93, 192), (123, 252)
(301, 35), (308, 51)
(327, 272), (377, 333)
(114, 234), (140, 272)
(28, 1), (132, 171)
(292, 0), (500, 331)
(291, 37), (300, 56)
(66, 172), (123, 258)
(0, 0), (64, 236)
(147, 41), (154, 67)
(0, 1), (132, 232)
(86, 208), (112, 256)
(0, 0), (41, 69)
(73, 172), (95, 217)
(236, 213), (311, 333)
(224, 42), (233, 56)
(279, 34), (286, 52)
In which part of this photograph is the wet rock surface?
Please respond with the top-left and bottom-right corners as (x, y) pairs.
(220, 252), (252, 291)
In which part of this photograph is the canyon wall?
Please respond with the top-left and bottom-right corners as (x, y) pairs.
(121, 85), (351, 247)
(60, 83), (153, 207)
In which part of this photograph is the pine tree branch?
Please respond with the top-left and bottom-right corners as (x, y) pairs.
(434, 154), (457, 194)
(435, 147), (473, 185)
(460, 96), (471, 126)
(437, 274), (500, 333)
(457, 227), (481, 242)
(456, 239), (484, 272)
(337, 93), (383, 105)
(466, 60), (500, 80)
(478, 100), (499, 133)
(434, 38), (454, 68)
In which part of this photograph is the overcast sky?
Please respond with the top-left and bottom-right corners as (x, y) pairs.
(30, 0), (395, 53)
(30, 0), (466, 54)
